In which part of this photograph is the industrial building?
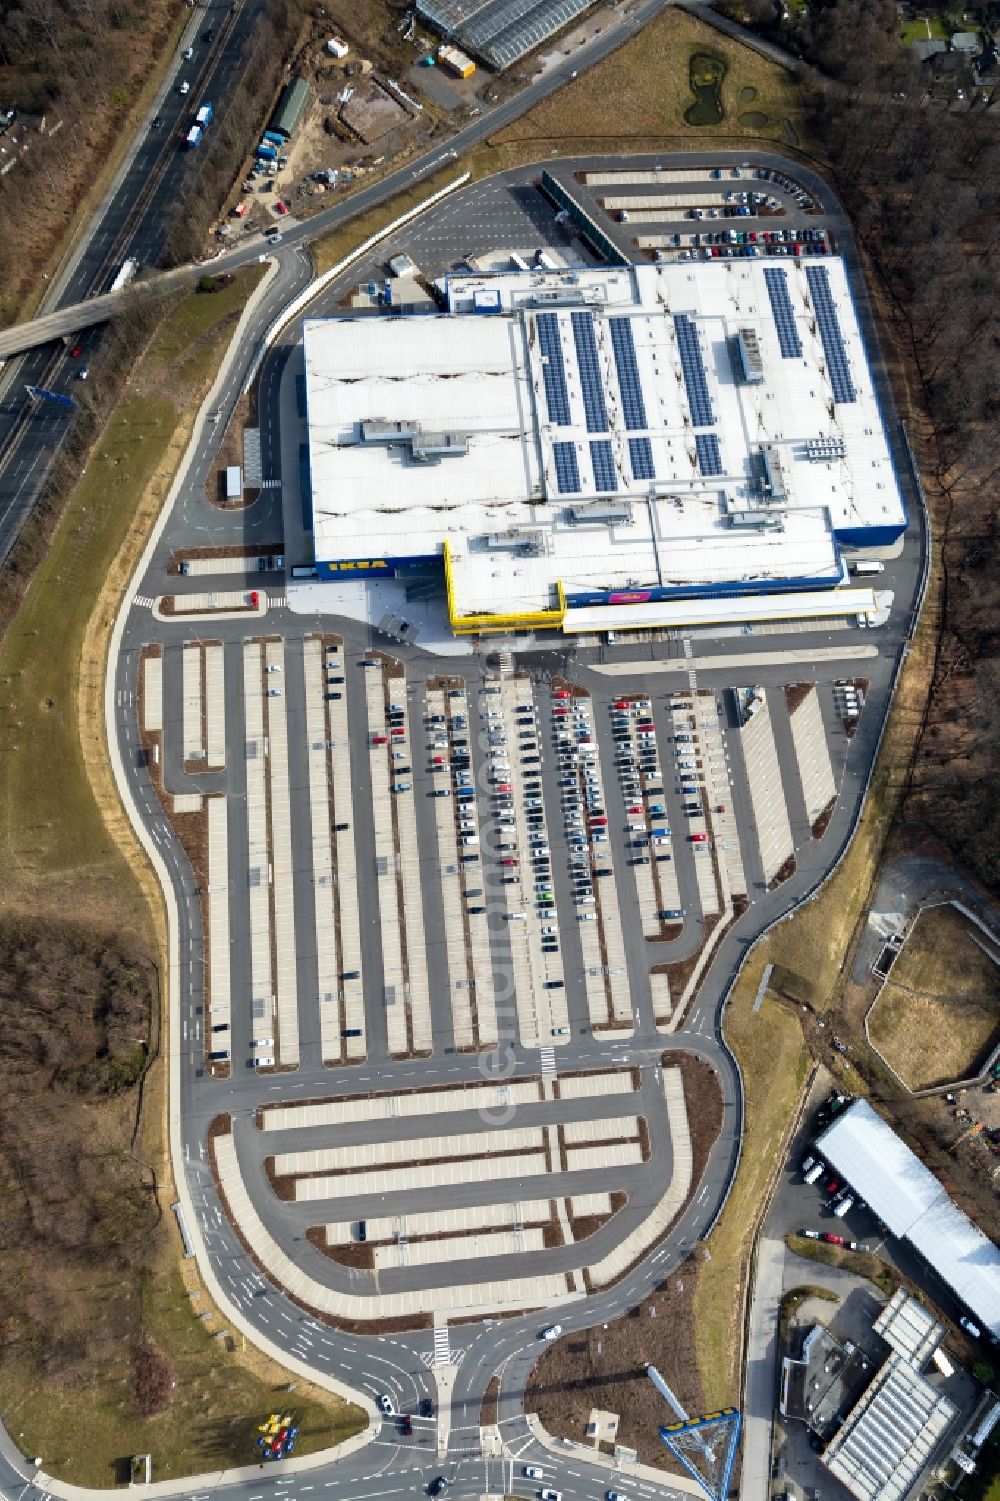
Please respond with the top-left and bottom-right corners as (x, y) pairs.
(417, 0), (598, 71)
(823, 1292), (960, 1501)
(815, 1099), (1000, 1340)
(301, 260), (905, 637)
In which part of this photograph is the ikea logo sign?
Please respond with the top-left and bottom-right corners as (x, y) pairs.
(327, 559), (388, 572)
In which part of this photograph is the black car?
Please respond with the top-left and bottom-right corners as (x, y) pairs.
(419, 1397), (435, 1418)
(429, 1480), (450, 1497)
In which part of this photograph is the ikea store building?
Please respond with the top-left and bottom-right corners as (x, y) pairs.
(301, 260), (905, 637)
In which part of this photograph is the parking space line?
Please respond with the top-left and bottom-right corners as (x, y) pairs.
(324, 640), (364, 1058)
(739, 691), (794, 885)
(302, 638), (341, 1064)
(264, 640), (300, 1067)
(364, 662), (408, 1056)
(242, 641), (275, 1053)
(787, 685), (836, 824)
(206, 795), (231, 1032)
(204, 642), (226, 769)
(182, 641), (205, 761)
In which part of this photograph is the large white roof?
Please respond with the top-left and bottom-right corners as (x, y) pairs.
(824, 1354), (957, 1501)
(816, 1099), (1000, 1337)
(303, 258), (905, 626)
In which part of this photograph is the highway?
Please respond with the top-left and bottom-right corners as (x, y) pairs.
(0, 0), (273, 559)
(0, 0), (672, 563)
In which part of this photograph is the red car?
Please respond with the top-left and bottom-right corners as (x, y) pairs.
(371, 734), (387, 746)
(275, 199), (289, 216)
(501, 857), (518, 867)
(70, 342), (83, 357)
(553, 689), (570, 699)
(822, 1233), (845, 1246)
(498, 782), (512, 793)
(591, 815), (608, 826)
(612, 699), (629, 710)
(715, 804), (727, 814)
(690, 832), (708, 843)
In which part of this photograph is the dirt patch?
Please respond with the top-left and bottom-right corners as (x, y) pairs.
(480, 1374), (500, 1429)
(307, 1227), (373, 1269)
(867, 905), (1000, 1089)
(159, 596), (256, 616)
(768, 853), (797, 891)
(339, 77), (410, 143)
(812, 797), (837, 841)
(785, 682), (813, 716)
(526, 1265), (703, 1475)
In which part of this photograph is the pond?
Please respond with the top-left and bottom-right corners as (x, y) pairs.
(685, 51), (727, 126)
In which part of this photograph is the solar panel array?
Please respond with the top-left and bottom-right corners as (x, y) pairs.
(628, 436), (656, 481)
(673, 315), (714, 428)
(763, 268), (802, 359)
(609, 317), (648, 431)
(417, 0), (595, 71)
(571, 311), (609, 434)
(590, 440), (618, 493)
(535, 312), (571, 427)
(806, 265), (857, 404)
(553, 441), (581, 494)
(695, 433), (723, 477)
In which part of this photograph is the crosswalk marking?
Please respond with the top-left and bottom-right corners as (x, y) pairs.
(433, 1325), (451, 1366)
(133, 594), (155, 608)
(539, 1046), (557, 1076)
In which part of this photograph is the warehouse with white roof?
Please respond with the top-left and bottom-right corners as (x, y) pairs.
(815, 1099), (1000, 1339)
(301, 258), (905, 636)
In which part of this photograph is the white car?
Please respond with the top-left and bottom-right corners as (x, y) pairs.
(541, 1491), (562, 1501)
(182, 44), (193, 58)
(179, 80), (190, 94)
(539, 1324), (562, 1340)
(378, 1392), (396, 1416)
(524, 1469), (544, 1481)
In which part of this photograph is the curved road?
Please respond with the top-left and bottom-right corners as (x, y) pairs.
(0, 147), (926, 1501)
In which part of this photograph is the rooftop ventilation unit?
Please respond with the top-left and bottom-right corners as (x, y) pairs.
(733, 328), (764, 384)
(728, 509), (784, 532)
(410, 431), (468, 462)
(358, 419), (467, 463)
(568, 501), (634, 527)
(756, 443), (787, 503)
(484, 529), (546, 556)
(360, 418), (418, 444)
(806, 436), (847, 461)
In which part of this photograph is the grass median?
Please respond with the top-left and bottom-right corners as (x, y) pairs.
(0, 264), (366, 1484)
(692, 960), (810, 1406)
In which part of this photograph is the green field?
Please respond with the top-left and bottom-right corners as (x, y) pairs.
(0, 265), (366, 1482)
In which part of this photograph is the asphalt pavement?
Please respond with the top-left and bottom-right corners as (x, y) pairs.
(0, 143), (930, 1501)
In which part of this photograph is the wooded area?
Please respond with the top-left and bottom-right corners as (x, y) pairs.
(758, 0), (1000, 892)
(0, 913), (160, 1388)
(0, 0), (182, 318)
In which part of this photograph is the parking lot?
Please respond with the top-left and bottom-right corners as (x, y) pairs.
(549, 161), (834, 268)
(140, 635), (863, 1088)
